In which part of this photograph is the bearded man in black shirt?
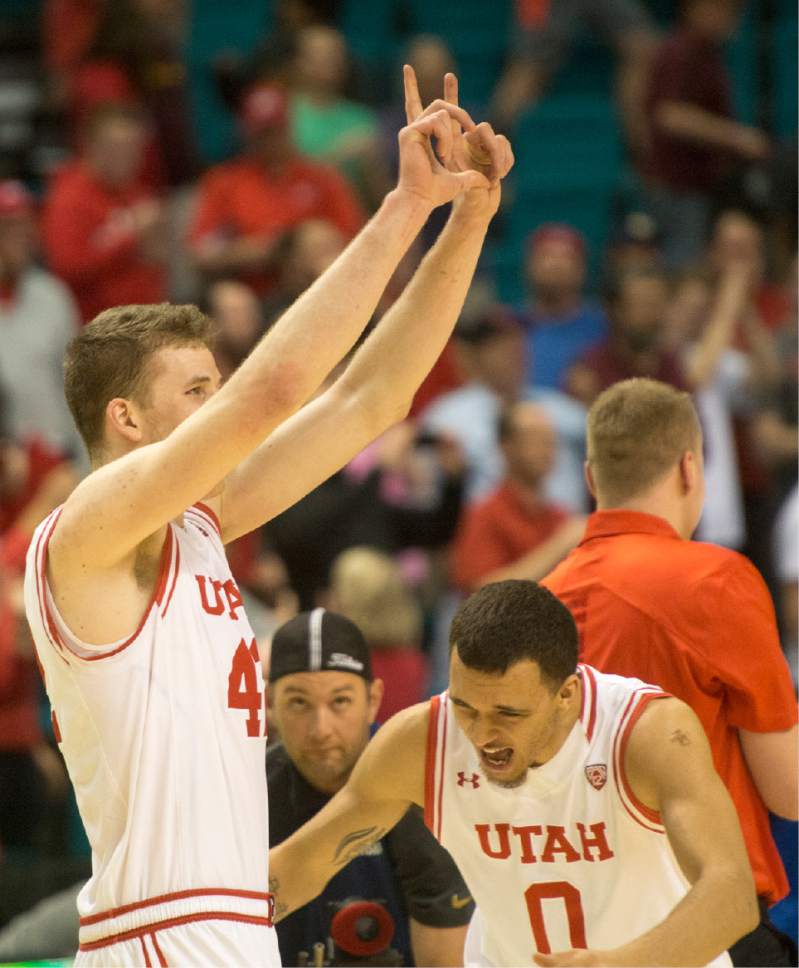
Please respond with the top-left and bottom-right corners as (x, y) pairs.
(266, 609), (473, 967)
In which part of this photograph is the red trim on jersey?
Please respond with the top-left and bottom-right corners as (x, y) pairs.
(618, 691), (669, 825)
(78, 911), (273, 951)
(612, 689), (668, 833)
(150, 931), (168, 966)
(580, 665), (598, 742)
(40, 526), (174, 663)
(424, 696), (441, 833)
(79, 887), (274, 926)
(34, 509), (67, 655)
(193, 502), (222, 538)
(139, 937), (152, 967)
(436, 696), (448, 842)
(160, 538), (180, 618)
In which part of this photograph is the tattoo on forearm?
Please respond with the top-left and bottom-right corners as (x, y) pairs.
(332, 826), (388, 867)
(670, 729), (690, 746)
(269, 874), (289, 920)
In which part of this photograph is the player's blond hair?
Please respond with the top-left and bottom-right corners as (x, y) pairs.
(64, 303), (216, 461)
(587, 378), (702, 505)
(329, 547), (422, 647)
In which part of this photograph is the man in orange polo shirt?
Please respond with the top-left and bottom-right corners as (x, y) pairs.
(544, 377), (798, 967)
(189, 83), (364, 296)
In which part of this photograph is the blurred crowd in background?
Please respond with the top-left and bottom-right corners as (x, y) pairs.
(0, 0), (796, 943)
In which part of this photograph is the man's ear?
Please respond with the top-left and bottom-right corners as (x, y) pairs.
(584, 460), (596, 499)
(558, 672), (581, 708)
(368, 678), (385, 724)
(678, 449), (697, 495)
(106, 397), (144, 446)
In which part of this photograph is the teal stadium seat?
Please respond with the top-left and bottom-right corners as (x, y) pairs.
(186, 0), (274, 163)
(773, 14), (798, 136)
(724, 3), (757, 126)
(493, 94), (622, 302)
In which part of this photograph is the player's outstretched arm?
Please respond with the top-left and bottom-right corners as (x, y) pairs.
(535, 699), (759, 968)
(52, 80), (487, 571)
(269, 703), (428, 921)
(218, 72), (514, 542)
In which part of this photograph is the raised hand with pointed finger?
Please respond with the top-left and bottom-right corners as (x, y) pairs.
(396, 66), (514, 213)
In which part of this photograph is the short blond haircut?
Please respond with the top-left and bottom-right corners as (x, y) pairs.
(329, 547), (422, 647)
(64, 303), (216, 460)
(587, 379), (701, 505)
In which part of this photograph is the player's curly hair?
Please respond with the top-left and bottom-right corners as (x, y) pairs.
(64, 303), (216, 462)
(450, 581), (578, 691)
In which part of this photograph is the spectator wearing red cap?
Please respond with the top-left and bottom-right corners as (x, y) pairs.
(519, 223), (609, 392)
(42, 103), (168, 324)
(189, 83), (365, 296)
(45, 0), (198, 189)
(0, 182), (80, 455)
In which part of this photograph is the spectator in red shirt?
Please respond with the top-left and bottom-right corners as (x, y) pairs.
(567, 265), (687, 406)
(543, 378), (798, 966)
(0, 414), (77, 860)
(42, 103), (168, 324)
(189, 83), (364, 297)
(452, 401), (584, 592)
(70, 0), (198, 188)
(641, 0), (770, 268)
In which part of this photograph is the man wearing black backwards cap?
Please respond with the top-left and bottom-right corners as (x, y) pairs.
(267, 609), (473, 966)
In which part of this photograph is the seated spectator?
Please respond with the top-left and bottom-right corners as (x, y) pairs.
(604, 209), (663, 282)
(65, 0), (198, 188)
(665, 258), (779, 549)
(421, 307), (587, 510)
(640, 0), (770, 268)
(491, 0), (656, 155)
(189, 83), (364, 296)
(290, 26), (391, 210)
(42, 103), (168, 323)
(708, 208), (791, 331)
(266, 609), (472, 967)
(0, 411), (77, 863)
(263, 418), (466, 610)
(328, 546), (428, 721)
(205, 278), (267, 380)
(567, 265), (686, 405)
(519, 224), (608, 392)
(452, 402), (584, 592)
(261, 218), (346, 326)
(0, 183), (80, 455)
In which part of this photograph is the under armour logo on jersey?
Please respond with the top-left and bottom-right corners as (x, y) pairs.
(585, 763), (607, 790)
(457, 771), (480, 788)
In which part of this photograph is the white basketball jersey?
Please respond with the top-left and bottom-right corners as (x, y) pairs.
(425, 664), (731, 968)
(24, 503), (277, 959)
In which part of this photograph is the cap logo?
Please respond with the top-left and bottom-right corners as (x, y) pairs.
(327, 652), (364, 673)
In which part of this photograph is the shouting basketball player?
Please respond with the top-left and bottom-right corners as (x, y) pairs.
(269, 581), (759, 967)
(22, 69), (513, 965)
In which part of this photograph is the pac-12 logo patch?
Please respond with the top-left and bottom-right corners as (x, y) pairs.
(585, 764), (607, 790)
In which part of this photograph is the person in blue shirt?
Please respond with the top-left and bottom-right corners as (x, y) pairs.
(519, 224), (608, 392)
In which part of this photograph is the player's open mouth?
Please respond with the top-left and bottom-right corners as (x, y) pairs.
(479, 747), (513, 771)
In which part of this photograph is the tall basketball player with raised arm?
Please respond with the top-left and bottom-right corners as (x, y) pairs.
(269, 582), (759, 967)
(23, 70), (513, 965)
